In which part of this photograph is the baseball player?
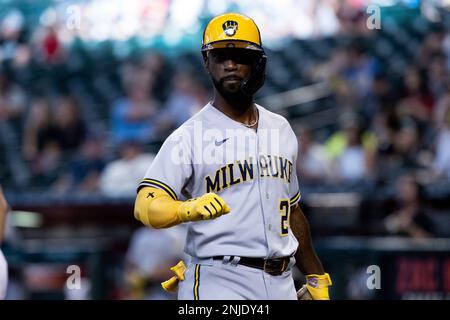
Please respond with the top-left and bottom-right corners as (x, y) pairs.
(0, 186), (9, 300)
(134, 13), (332, 300)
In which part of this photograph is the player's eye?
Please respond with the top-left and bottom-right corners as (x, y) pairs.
(212, 51), (227, 63)
(211, 49), (258, 65)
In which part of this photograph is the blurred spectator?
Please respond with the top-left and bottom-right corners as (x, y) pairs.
(22, 94), (88, 186)
(314, 47), (355, 106)
(0, 69), (26, 121)
(123, 226), (187, 300)
(53, 95), (86, 152)
(0, 10), (26, 64)
(443, 30), (450, 69)
(53, 134), (107, 194)
(22, 98), (56, 161)
(344, 43), (377, 101)
(415, 31), (445, 70)
(100, 140), (155, 197)
(335, 124), (374, 181)
(432, 107), (450, 179)
(0, 9), (30, 83)
(373, 103), (402, 160)
(433, 89), (450, 129)
(315, 46), (349, 80)
(10, 44), (31, 85)
(141, 52), (171, 103)
(158, 71), (207, 134)
(111, 70), (159, 144)
(383, 175), (434, 238)
(377, 118), (430, 181)
(363, 73), (394, 122)
(325, 113), (377, 182)
(34, 26), (65, 64)
(336, 3), (368, 36)
(295, 126), (332, 185)
(427, 53), (448, 99)
(22, 98), (62, 183)
(397, 67), (434, 124)
(315, 44), (377, 112)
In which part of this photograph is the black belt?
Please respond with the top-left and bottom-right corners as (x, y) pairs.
(213, 256), (290, 276)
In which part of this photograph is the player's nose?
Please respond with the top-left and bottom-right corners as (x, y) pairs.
(223, 58), (238, 71)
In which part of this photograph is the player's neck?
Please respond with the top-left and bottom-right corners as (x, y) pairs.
(212, 93), (255, 123)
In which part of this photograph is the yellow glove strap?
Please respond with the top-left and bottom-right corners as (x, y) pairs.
(161, 276), (179, 292)
(161, 260), (187, 293)
(170, 260), (187, 281)
(305, 273), (332, 300)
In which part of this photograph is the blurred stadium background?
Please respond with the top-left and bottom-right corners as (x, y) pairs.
(1, 0), (450, 300)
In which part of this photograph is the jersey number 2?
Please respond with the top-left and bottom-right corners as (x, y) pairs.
(279, 199), (290, 236)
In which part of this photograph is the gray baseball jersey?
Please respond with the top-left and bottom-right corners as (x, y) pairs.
(139, 103), (301, 259)
(0, 250), (7, 300)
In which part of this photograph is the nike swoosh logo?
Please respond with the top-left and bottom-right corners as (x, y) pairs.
(215, 138), (229, 146)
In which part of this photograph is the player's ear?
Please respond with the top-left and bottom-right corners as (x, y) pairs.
(203, 52), (210, 74)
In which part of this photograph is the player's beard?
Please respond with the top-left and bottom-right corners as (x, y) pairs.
(211, 75), (252, 105)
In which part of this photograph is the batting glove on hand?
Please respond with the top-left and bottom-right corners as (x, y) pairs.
(297, 273), (332, 300)
(177, 193), (231, 222)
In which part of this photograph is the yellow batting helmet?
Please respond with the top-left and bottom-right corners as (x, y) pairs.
(202, 13), (263, 52)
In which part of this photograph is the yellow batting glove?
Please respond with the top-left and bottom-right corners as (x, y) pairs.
(161, 260), (187, 293)
(177, 193), (231, 222)
(161, 276), (179, 292)
(302, 273), (332, 300)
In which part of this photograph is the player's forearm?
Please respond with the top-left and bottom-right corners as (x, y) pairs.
(290, 204), (325, 275)
(134, 187), (231, 229)
(134, 187), (182, 229)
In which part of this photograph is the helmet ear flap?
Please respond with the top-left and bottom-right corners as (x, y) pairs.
(241, 52), (266, 97)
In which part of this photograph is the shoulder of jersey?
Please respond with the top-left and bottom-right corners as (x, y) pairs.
(257, 104), (292, 128)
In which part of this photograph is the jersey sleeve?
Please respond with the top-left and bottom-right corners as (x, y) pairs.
(288, 125), (301, 207)
(137, 128), (193, 200)
(289, 164), (301, 207)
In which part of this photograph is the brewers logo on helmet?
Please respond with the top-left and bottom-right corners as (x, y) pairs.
(202, 13), (263, 52)
(223, 20), (238, 36)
